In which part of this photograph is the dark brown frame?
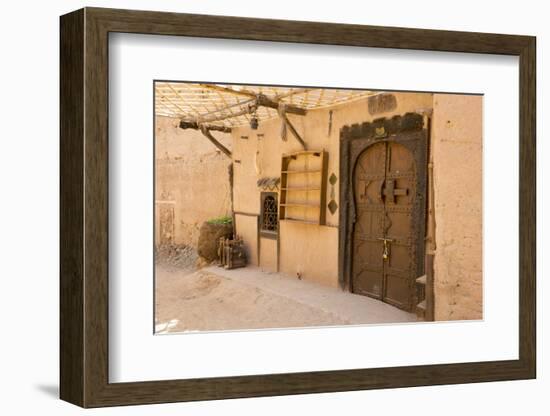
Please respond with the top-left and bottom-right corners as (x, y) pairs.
(60, 7), (536, 408)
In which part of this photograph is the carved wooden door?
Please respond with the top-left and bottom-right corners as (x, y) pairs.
(352, 140), (418, 311)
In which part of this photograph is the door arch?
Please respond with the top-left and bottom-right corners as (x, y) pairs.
(339, 113), (428, 312)
(352, 141), (417, 310)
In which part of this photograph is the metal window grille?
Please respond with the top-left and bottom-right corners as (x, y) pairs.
(261, 193), (278, 233)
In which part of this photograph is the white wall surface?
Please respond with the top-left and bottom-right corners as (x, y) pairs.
(0, 0), (546, 414)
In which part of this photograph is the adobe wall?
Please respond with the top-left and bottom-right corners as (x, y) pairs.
(231, 92), (433, 287)
(155, 116), (232, 248)
(155, 91), (483, 321)
(431, 94), (483, 320)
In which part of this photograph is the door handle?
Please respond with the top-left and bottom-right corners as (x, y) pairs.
(378, 179), (385, 203)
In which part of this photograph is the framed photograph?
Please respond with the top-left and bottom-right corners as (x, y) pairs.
(60, 7), (536, 408)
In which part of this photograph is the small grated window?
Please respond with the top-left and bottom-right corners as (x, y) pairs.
(261, 192), (278, 236)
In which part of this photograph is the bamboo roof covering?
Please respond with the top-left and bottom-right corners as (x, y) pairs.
(155, 82), (378, 129)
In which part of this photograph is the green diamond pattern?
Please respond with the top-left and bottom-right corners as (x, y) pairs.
(328, 199), (338, 215)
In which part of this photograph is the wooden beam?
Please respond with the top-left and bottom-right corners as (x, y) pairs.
(257, 94), (306, 116)
(196, 85), (307, 118)
(199, 84), (309, 103)
(178, 120), (232, 158)
(199, 126), (232, 158)
(282, 115), (307, 150)
(196, 104), (254, 124)
(425, 254), (435, 321)
(186, 95), (307, 125)
(179, 120), (232, 133)
(199, 83), (257, 98)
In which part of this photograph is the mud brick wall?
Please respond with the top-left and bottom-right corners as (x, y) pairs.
(432, 94), (483, 320)
(231, 92), (433, 286)
(155, 116), (232, 248)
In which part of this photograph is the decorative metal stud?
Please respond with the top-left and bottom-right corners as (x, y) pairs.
(328, 199), (338, 215)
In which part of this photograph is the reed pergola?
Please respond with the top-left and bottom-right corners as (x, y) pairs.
(155, 82), (378, 157)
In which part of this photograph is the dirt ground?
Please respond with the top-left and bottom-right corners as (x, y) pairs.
(154, 245), (416, 333)
(155, 265), (348, 333)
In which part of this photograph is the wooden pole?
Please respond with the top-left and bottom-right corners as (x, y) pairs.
(192, 95), (307, 124)
(179, 120), (231, 133)
(283, 115), (308, 150)
(424, 113), (435, 321)
(199, 83), (257, 98)
(257, 94), (307, 116)
(196, 105), (254, 124)
(191, 89), (307, 124)
(178, 120), (232, 158)
(199, 127), (232, 158)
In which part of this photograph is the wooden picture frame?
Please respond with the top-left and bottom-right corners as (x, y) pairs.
(60, 7), (536, 408)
